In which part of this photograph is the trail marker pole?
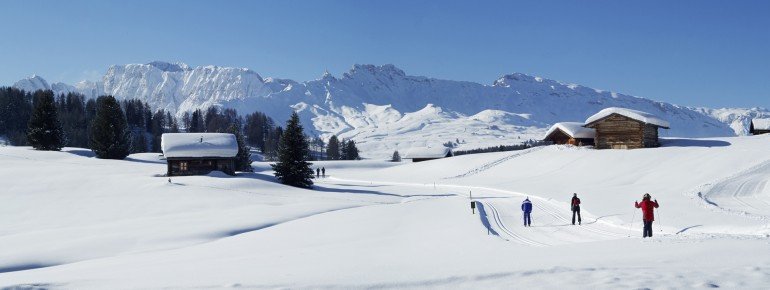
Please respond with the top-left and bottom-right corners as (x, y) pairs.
(469, 190), (475, 215)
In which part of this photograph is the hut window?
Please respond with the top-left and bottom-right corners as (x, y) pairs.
(180, 162), (188, 171)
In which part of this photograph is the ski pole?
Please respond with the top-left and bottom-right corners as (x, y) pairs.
(656, 207), (662, 232)
(627, 208), (637, 237)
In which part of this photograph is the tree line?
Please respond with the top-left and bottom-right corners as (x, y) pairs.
(452, 139), (550, 156)
(1, 87), (362, 168)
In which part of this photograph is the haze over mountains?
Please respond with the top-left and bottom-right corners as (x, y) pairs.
(11, 61), (769, 158)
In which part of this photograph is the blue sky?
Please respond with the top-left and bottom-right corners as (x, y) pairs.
(1, 0), (768, 108)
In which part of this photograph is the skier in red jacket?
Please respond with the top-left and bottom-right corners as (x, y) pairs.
(635, 193), (660, 238)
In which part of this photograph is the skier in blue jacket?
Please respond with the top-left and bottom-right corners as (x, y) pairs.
(521, 197), (533, 227)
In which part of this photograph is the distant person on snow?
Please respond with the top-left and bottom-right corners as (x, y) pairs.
(571, 193), (582, 225)
(521, 197), (533, 227)
(322, 167), (326, 178)
(635, 193), (660, 238)
(316, 168), (320, 178)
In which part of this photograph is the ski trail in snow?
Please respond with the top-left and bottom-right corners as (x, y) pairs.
(696, 159), (770, 220)
(444, 147), (544, 179)
(483, 201), (549, 246)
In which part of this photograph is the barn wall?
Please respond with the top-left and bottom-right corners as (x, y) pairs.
(643, 124), (660, 147)
(167, 158), (236, 176)
(545, 129), (572, 145)
(590, 114), (645, 149)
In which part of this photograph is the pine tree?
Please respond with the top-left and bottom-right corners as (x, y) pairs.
(345, 139), (360, 160)
(26, 90), (64, 150)
(326, 135), (340, 160)
(391, 150), (401, 162)
(182, 111), (191, 132)
(339, 138), (348, 160)
(130, 132), (148, 153)
(264, 126), (282, 161)
(189, 109), (203, 133)
(228, 124), (253, 172)
(90, 95), (131, 159)
(166, 112), (180, 133)
(271, 112), (314, 188)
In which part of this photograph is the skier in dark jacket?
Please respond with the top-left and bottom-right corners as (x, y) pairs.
(571, 193), (582, 225)
(635, 193), (660, 238)
(321, 167), (326, 177)
(521, 198), (533, 227)
(316, 167), (320, 178)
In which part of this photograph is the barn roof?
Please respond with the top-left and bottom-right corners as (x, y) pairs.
(403, 147), (453, 159)
(543, 122), (596, 140)
(161, 133), (238, 158)
(752, 118), (770, 130)
(584, 107), (670, 129)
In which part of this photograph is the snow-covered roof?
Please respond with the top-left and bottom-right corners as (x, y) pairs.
(161, 133), (238, 158)
(585, 107), (670, 128)
(403, 147), (453, 159)
(752, 118), (770, 130)
(543, 122), (596, 140)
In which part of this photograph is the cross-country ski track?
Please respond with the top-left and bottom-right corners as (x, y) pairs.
(318, 176), (634, 247)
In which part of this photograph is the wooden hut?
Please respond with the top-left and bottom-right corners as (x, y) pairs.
(161, 133), (238, 176)
(750, 118), (770, 135)
(542, 122), (595, 146)
(583, 107), (670, 149)
(403, 147), (453, 162)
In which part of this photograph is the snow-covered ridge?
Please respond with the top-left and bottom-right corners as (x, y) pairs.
(10, 62), (770, 158)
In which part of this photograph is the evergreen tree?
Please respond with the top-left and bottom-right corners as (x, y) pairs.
(56, 93), (89, 148)
(26, 90), (64, 150)
(264, 126), (282, 161)
(0, 88), (33, 145)
(228, 124), (253, 172)
(150, 110), (166, 152)
(326, 135), (340, 160)
(244, 111), (267, 150)
(90, 96), (131, 159)
(345, 139), (360, 160)
(166, 112), (180, 133)
(391, 150), (401, 162)
(182, 111), (191, 132)
(271, 112), (314, 188)
(339, 138), (349, 160)
(130, 132), (148, 153)
(189, 109), (204, 133)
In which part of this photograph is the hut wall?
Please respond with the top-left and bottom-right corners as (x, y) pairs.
(167, 158), (236, 176)
(643, 124), (660, 147)
(546, 129), (572, 145)
(591, 114), (645, 149)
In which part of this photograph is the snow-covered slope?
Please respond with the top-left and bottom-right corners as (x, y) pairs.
(2, 135), (770, 289)
(11, 62), (770, 158)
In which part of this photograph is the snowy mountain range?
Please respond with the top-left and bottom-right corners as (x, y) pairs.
(11, 61), (770, 158)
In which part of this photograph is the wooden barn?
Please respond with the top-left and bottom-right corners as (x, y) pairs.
(542, 122), (595, 146)
(161, 133), (238, 176)
(403, 147), (453, 162)
(750, 118), (770, 135)
(583, 107), (670, 149)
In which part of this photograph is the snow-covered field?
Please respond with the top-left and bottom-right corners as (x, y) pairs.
(2, 135), (770, 289)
